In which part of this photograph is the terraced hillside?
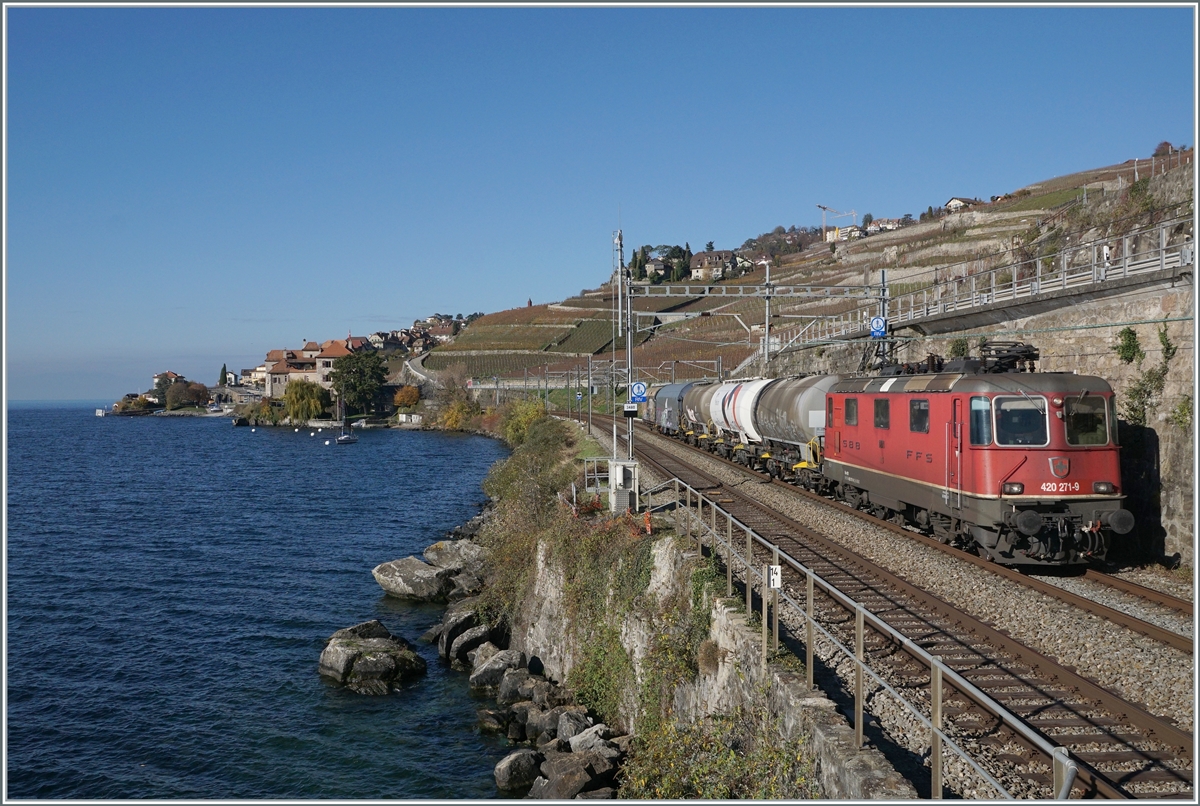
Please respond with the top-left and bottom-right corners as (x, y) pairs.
(424, 303), (620, 378)
(426, 153), (1193, 384)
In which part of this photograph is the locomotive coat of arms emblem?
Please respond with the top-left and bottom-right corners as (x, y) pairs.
(1049, 457), (1070, 478)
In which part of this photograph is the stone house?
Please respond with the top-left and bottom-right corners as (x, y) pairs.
(689, 250), (735, 282)
(428, 321), (459, 342)
(264, 351), (319, 398)
(315, 340), (353, 389)
(645, 258), (668, 278)
(945, 197), (982, 213)
(153, 370), (183, 387)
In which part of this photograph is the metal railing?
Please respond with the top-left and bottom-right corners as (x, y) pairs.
(629, 283), (879, 300)
(643, 477), (1079, 800)
(780, 215), (1193, 349)
(582, 457), (609, 493)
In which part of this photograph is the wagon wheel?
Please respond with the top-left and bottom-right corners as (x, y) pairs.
(930, 512), (953, 544)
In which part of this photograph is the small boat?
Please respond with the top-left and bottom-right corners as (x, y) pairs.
(95, 407), (109, 417)
(334, 380), (357, 444)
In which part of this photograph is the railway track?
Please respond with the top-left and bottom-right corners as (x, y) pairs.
(1081, 569), (1193, 618)
(620, 430), (1193, 799)
(620, 418), (1194, 655)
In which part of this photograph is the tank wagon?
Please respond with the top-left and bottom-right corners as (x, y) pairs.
(646, 383), (695, 436)
(655, 347), (1134, 568)
(679, 382), (722, 447)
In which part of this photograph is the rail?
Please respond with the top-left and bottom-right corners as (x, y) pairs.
(781, 215), (1194, 349)
(641, 476), (1080, 800)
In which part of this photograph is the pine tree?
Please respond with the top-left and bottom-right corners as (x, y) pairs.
(218, 363), (227, 387)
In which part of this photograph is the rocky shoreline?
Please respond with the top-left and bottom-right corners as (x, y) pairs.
(318, 502), (628, 798)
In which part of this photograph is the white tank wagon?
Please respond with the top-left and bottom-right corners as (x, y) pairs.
(700, 378), (773, 462)
(752, 375), (843, 480)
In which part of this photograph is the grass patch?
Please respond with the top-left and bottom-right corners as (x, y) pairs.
(996, 187), (1084, 212)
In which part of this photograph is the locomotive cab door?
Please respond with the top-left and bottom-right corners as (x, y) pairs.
(946, 398), (962, 509)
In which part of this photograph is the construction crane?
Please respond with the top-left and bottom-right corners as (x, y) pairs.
(816, 204), (857, 241)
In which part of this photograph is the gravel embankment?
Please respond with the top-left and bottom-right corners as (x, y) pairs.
(642, 430), (1194, 733)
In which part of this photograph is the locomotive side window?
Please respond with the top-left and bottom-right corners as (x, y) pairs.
(909, 399), (929, 433)
(970, 397), (992, 445)
(874, 398), (889, 429)
(845, 398), (858, 425)
(1065, 395), (1109, 445)
(994, 396), (1048, 446)
(1108, 396), (1120, 445)
(827, 397), (835, 427)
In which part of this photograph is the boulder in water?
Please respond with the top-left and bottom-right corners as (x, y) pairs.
(372, 556), (456, 601)
(423, 538), (488, 574)
(318, 619), (426, 694)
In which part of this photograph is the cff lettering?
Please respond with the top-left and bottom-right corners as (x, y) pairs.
(905, 450), (934, 463)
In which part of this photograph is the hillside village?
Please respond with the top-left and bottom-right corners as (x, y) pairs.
(113, 313), (484, 416)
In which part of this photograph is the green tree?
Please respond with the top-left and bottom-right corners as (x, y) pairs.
(862, 213), (873, 228)
(284, 378), (332, 423)
(329, 350), (388, 415)
(154, 375), (173, 404)
(705, 241), (714, 252)
(166, 381), (209, 410)
(217, 363), (227, 387)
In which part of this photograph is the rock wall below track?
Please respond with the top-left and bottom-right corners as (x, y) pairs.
(509, 536), (915, 799)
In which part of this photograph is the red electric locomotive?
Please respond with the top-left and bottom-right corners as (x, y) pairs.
(824, 366), (1133, 566)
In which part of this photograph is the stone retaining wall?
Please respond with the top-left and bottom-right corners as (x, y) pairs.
(510, 535), (915, 798)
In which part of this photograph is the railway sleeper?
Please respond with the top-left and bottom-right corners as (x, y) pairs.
(1042, 732), (1165, 746)
(1075, 749), (1187, 764)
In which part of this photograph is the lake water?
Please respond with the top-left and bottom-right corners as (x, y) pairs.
(5, 407), (513, 798)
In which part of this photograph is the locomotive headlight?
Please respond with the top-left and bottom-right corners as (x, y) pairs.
(1002, 482), (1024, 495)
(1093, 481), (1116, 494)
(1051, 397), (1064, 407)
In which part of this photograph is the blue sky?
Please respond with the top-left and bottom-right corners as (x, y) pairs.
(5, 5), (1195, 400)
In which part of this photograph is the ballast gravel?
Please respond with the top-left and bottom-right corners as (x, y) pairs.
(642, 430), (1194, 733)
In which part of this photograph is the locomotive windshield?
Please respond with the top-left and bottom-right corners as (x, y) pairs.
(994, 396), (1048, 446)
(1065, 395), (1110, 445)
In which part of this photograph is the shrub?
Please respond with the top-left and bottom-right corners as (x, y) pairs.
(620, 692), (820, 799)
(1169, 395), (1192, 431)
(393, 385), (420, 409)
(500, 398), (547, 448)
(1114, 327), (1145, 364)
